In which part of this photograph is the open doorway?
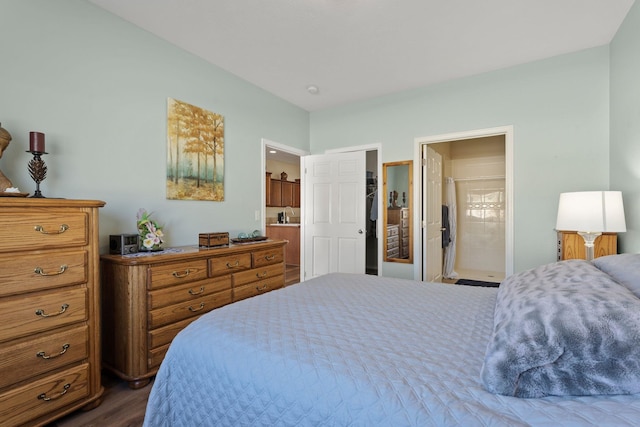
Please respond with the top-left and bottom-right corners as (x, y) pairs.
(262, 139), (308, 286)
(262, 141), (381, 281)
(414, 127), (514, 282)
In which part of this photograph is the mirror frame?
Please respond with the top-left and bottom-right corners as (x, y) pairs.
(383, 160), (413, 263)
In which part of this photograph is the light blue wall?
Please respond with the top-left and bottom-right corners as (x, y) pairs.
(611, 1), (640, 253)
(310, 47), (611, 276)
(0, 0), (309, 251)
(2, 0), (630, 276)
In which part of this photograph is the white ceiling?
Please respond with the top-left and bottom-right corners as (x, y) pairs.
(88, 0), (634, 112)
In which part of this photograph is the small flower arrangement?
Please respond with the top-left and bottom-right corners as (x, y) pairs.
(136, 208), (164, 251)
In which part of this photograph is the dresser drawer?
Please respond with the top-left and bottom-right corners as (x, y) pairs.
(148, 290), (232, 329)
(0, 325), (88, 389)
(0, 210), (87, 253)
(0, 363), (89, 426)
(0, 250), (87, 297)
(234, 276), (284, 302)
(148, 276), (231, 310)
(209, 253), (251, 277)
(0, 288), (87, 343)
(232, 263), (284, 288)
(148, 317), (199, 350)
(148, 260), (208, 290)
(252, 247), (284, 268)
(148, 344), (170, 370)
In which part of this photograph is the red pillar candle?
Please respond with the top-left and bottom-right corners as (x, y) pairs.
(29, 132), (45, 152)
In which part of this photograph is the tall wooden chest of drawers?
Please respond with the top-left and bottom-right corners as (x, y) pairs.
(386, 224), (400, 258)
(100, 239), (286, 389)
(0, 198), (105, 427)
(388, 208), (410, 259)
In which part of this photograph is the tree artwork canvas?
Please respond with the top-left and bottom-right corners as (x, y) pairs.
(167, 98), (224, 201)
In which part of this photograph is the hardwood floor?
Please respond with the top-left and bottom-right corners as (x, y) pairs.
(285, 264), (300, 286)
(46, 373), (152, 427)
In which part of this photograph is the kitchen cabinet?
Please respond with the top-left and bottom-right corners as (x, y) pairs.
(293, 180), (300, 207)
(281, 181), (294, 206)
(266, 225), (300, 266)
(266, 172), (300, 207)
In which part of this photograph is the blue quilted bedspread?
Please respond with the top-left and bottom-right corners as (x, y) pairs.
(143, 273), (640, 426)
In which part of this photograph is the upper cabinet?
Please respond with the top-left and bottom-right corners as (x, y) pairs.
(266, 172), (300, 207)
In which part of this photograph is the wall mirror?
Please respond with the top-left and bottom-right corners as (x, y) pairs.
(383, 161), (413, 263)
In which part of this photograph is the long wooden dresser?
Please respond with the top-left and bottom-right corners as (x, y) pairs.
(100, 239), (286, 389)
(0, 198), (105, 427)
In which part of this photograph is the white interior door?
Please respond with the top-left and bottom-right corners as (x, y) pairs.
(303, 151), (366, 279)
(423, 145), (443, 282)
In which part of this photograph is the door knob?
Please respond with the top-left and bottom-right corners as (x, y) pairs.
(358, 229), (364, 234)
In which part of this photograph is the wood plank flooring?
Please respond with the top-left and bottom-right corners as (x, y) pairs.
(46, 373), (151, 427)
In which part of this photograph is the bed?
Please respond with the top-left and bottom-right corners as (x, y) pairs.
(143, 254), (640, 426)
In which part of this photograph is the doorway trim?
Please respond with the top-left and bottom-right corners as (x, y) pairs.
(261, 138), (309, 266)
(413, 126), (514, 281)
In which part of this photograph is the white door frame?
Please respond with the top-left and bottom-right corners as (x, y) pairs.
(261, 138), (309, 275)
(325, 143), (383, 276)
(413, 126), (514, 281)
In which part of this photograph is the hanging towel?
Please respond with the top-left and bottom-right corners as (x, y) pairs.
(442, 205), (451, 248)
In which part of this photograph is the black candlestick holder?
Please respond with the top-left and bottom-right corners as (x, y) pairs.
(27, 150), (47, 198)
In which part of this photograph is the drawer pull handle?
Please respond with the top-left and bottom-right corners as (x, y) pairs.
(264, 255), (275, 261)
(34, 265), (68, 276)
(189, 302), (205, 312)
(34, 224), (69, 234)
(35, 303), (69, 318)
(172, 269), (191, 278)
(188, 286), (205, 295)
(226, 261), (240, 268)
(256, 284), (268, 291)
(36, 343), (70, 359)
(256, 271), (268, 279)
(38, 383), (71, 401)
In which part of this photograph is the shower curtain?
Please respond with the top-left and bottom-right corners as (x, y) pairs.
(443, 177), (458, 279)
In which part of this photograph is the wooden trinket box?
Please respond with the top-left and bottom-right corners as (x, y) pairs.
(199, 232), (229, 247)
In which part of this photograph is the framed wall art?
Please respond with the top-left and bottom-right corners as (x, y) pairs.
(166, 98), (224, 201)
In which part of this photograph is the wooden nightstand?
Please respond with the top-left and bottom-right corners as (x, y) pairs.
(557, 231), (617, 261)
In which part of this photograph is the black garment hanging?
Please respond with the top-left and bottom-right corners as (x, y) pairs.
(442, 205), (451, 248)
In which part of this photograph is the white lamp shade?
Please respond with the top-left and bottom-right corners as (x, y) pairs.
(556, 191), (626, 233)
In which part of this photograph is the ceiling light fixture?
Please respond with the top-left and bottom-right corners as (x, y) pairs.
(269, 150), (277, 154)
(306, 85), (319, 95)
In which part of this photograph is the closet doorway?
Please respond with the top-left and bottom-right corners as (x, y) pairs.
(415, 127), (514, 282)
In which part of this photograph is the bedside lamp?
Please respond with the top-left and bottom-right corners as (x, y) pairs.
(555, 191), (626, 261)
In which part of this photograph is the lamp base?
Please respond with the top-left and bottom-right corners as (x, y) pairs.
(577, 231), (601, 261)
